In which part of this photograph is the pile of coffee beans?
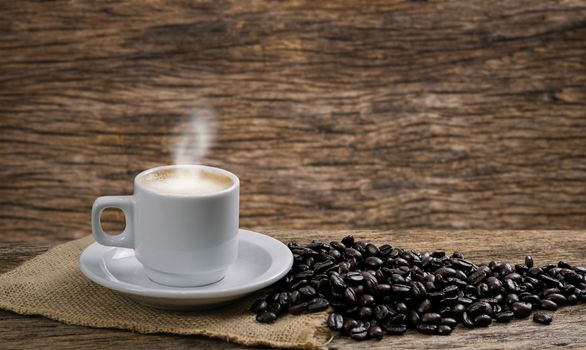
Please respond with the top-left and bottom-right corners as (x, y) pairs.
(251, 235), (586, 340)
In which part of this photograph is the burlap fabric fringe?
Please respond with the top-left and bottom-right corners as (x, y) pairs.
(0, 236), (330, 349)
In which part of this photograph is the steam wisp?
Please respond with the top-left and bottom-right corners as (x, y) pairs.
(173, 107), (217, 165)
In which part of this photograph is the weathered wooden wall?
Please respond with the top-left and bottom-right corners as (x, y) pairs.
(1, 0), (586, 243)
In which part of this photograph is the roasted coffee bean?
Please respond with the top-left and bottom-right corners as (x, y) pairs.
(457, 296), (474, 306)
(341, 235), (354, 248)
(395, 257), (410, 267)
(328, 313), (344, 331)
(390, 273), (406, 284)
(294, 270), (314, 280)
(515, 264), (529, 274)
(307, 298), (329, 312)
(564, 271), (583, 285)
(350, 321), (369, 335)
(278, 292), (290, 306)
(474, 314), (492, 327)
(468, 302), (492, 316)
(346, 271), (365, 284)
(306, 241), (328, 250)
(352, 285), (364, 295)
(495, 311), (515, 323)
(443, 285), (459, 296)
(432, 250), (446, 258)
(341, 318), (359, 335)
(500, 263), (514, 276)
(330, 241), (346, 251)
(539, 299), (558, 311)
(358, 306), (373, 319)
(365, 243), (381, 257)
(345, 248), (363, 260)
(251, 299), (268, 313)
(468, 270), (487, 285)
(567, 294), (578, 305)
(314, 261), (333, 274)
(506, 293), (520, 304)
(379, 244), (392, 256)
(376, 283), (392, 295)
(533, 312), (553, 325)
(395, 302), (408, 314)
(452, 303), (466, 316)
(478, 283), (490, 296)
(462, 312), (475, 328)
(392, 284), (411, 294)
(546, 293), (568, 305)
(382, 323), (407, 335)
(481, 298), (499, 305)
(440, 317), (457, 327)
(256, 311), (277, 323)
(421, 313), (441, 324)
(416, 324), (438, 335)
(528, 267), (543, 277)
(359, 294), (375, 306)
(363, 271), (378, 284)
(541, 274), (563, 288)
(487, 276), (503, 292)
(364, 279), (378, 295)
(438, 324), (453, 335)
(504, 272), (522, 282)
(368, 324), (384, 340)
(374, 305), (390, 320)
(511, 302), (533, 318)
(267, 302), (283, 315)
(417, 299), (432, 313)
(330, 274), (346, 290)
(298, 285), (316, 298)
(291, 279), (308, 290)
(505, 279), (519, 293)
(425, 281), (436, 291)
(408, 310), (421, 326)
(288, 302), (307, 315)
(343, 287), (357, 304)
(521, 294), (540, 305)
(525, 255), (534, 268)
(436, 267), (457, 278)
(452, 258), (473, 270)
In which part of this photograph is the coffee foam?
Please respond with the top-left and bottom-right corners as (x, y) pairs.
(140, 168), (233, 195)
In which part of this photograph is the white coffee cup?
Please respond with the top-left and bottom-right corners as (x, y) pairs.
(91, 164), (239, 287)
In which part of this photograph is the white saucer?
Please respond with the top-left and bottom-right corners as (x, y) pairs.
(80, 229), (293, 310)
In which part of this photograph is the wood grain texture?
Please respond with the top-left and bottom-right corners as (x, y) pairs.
(1, 230), (585, 349)
(1, 0), (586, 244)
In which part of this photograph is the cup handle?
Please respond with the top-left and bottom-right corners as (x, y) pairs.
(91, 196), (135, 248)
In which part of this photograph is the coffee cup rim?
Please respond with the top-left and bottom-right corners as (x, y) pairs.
(134, 164), (239, 198)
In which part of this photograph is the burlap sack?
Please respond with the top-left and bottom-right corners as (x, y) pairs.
(0, 236), (330, 349)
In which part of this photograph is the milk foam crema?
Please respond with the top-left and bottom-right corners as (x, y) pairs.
(140, 168), (233, 195)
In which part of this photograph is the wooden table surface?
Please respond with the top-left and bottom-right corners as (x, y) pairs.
(2, 0), (586, 245)
(1, 230), (585, 349)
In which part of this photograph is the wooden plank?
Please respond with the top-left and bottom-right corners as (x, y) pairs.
(0, 230), (585, 349)
(2, 1), (586, 244)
